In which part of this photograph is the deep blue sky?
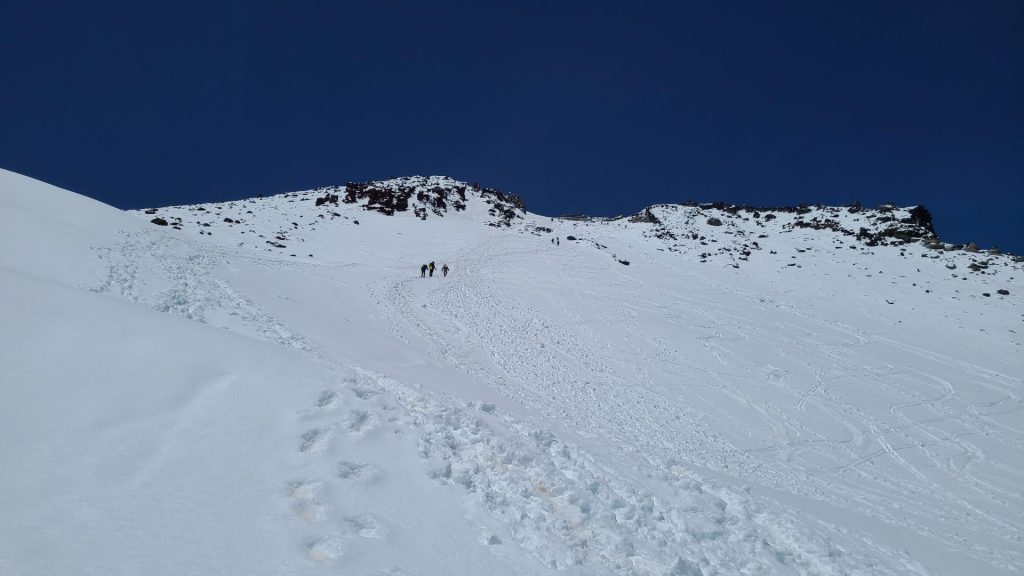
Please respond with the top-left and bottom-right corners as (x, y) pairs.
(3, 1), (1021, 252)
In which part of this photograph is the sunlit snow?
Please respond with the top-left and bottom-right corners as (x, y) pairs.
(1, 169), (1021, 575)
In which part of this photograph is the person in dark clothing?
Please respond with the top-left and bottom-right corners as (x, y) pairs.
(428, 261), (435, 277)
(442, 263), (449, 277)
(420, 264), (427, 278)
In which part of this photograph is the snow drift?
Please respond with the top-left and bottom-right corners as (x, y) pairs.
(2, 169), (1021, 575)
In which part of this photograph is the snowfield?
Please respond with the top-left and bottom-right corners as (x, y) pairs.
(1, 169), (1021, 575)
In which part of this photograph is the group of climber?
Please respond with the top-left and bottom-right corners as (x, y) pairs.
(420, 261), (449, 278)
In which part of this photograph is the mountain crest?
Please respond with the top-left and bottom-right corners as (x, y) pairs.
(651, 201), (939, 247)
(314, 175), (526, 227)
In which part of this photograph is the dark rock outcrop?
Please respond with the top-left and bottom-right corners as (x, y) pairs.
(332, 176), (523, 226)
(903, 206), (935, 235)
(315, 193), (339, 206)
(629, 207), (661, 224)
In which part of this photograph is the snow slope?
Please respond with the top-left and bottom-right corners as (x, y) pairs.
(2, 170), (1021, 575)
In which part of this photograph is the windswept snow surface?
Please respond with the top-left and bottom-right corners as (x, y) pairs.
(2, 170), (1022, 575)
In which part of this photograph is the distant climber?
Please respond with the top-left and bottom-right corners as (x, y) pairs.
(442, 263), (449, 277)
(420, 264), (427, 278)
(428, 261), (436, 277)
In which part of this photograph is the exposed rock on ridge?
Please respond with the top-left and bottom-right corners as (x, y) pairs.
(327, 176), (525, 226)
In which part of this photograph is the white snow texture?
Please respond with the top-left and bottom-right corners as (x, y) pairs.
(1, 170), (1021, 576)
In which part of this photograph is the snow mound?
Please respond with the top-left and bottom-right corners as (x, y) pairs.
(0, 168), (145, 287)
(3, 170), (1022, 575)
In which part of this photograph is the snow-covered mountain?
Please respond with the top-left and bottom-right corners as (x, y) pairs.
(2, 169), (1021, 576)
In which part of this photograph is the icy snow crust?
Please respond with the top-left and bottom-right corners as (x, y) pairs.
(2, 169), (1022, 575)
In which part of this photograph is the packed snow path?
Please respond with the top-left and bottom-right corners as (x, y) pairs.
(373, 227), (1022, 575)
(3, 171), (1022, 575)
(121, 191), (1023, 574)
(83, 222), (915, 574)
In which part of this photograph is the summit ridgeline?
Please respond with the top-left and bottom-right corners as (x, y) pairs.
(5, 166), (1023, 576)
(138, 177), (1018, 278)
(314, 176), (526, 226)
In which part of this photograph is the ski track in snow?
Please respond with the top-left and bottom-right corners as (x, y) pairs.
(83, 200), (1024, 575)
(286, 364), (911, 575)
(86, 227), (882, 574)
(375, 230), (1023, 573)
(92, 231), (314, 351)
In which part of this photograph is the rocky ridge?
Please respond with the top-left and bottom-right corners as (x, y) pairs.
(136, 177), (1019, 285)
(315, 176), (525, 226)
(618, 201), (1019, 268)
